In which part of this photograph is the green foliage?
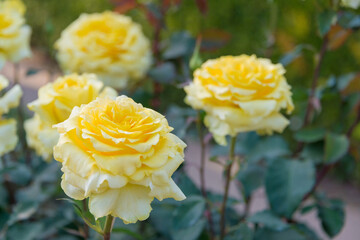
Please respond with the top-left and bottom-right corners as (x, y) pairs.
(265, 159), (316, 218)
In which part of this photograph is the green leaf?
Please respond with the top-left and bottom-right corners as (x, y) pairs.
(225, 223), (253, 240)
(112, 227), (144, 240)
(163, 32), (195, 59)
(148, 62), (177, 84)
(265, 159), (315, 218)
(172, 196), (205, 229)
(7, 201), (39, 226)
(171, 218), (206, 240)
(318, 10), (337, 36)
(237, 164), (265, 198)
(317, 198), (345, 237)
(324, 133), (349, 164)
(294, 127), (326, 143)
(254, 226), (307, 240)
(300, 142), (324, 164)
(247, 136), (290, 163)
(248, 210), (288, 231)
(7, 222), (44, 240)
(280, 44), (315, 66)
(338, 12), (360, 29)
(150, 200), (177, 237)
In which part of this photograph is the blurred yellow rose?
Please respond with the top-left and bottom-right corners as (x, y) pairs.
(0, 0), (31, 69)
(0, 75), (23, 155)
(54, 96), (186, 223)
(341, 0), (360, 8)
(25, 73), (117, 161)
(54, 12), (152, 89)
(184, 55), (294, 145)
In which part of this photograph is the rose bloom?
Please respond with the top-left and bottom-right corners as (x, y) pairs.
(341, 0), (360, 8)
(0, 75), (22, 155)
(185, 55), (294, 145)
(0, 0), (31, 69)
(54, 12), (152, 89)
(25, 73), (117, 161)
(53, 96), (186, 223)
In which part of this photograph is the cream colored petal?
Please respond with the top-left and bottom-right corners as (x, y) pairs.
(24, 116), (59, 161)
(0, 84), (23, 115)
(61, 177), (86, 200)
(89, 184), (153, 223)
(92, 152), (142, 176)
(149, 178), (186, 201)
(0, 75), (9, 91)
(0, 119), (18, 155)
(238, 100), (277, 117)
(54, 136), (96, 177)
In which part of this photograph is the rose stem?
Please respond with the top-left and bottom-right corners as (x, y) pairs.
(294, 33), (329, 155)
(196, 111), (215, 240)
(302, 104), (360, 202)
(103, 215), (115, 240)
(82, 199), (89, 239)
(220, 136), (237, 240)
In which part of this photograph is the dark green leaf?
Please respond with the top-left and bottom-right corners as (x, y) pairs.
(237, 164), (265, 198)
(7, 201), (39, 226)
(112, 227), (144, 240)
(317, 198), (345, 237)
(225, 223), (253, 240)
(265, 159), (315, 218)
(7, 222), (44, 240)
(300, 142), (324, 164)
(254, 227), (307, 240)
(247, 136), (290, 163)
(172, 196), (205, 229)
(318, 10), (337, 36)
(338, 12), (360, 29)
(163, 32), (195, 59)
(248, 210), (288, 231)
(171, 218), (206, 240)
(149, 62), (177, 84)
(294, 127), (326, 143)
(324, 133), (349, 164)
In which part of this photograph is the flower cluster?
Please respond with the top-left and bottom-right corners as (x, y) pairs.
(54, 96), (186, 223)
(185, 55), (294, 145)
(0, 75), (22, 155)
(0, 0), (31, 69)
(25, 73), (117, 161)
(55, 12), (152, 89)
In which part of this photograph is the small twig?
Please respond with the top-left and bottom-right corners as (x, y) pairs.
(196, 111), (215, 240)
(82, 200), (89, 239)
(302, 103), (360, 201)
(294, 34), (329, 156)
(220, 136), (237, 240)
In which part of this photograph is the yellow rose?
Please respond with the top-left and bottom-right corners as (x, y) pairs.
(53, 96), (186, 223)
(0, 0), (31, 69)
(184, 55), (294, 145)
(341, 0), (360, 8)
(54, 12), (152, 89)
(25, 73), (117, 161)
(0, 75), (23, 155)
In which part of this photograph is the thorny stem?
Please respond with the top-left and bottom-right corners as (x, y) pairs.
(220, 136), (237, 240)
(196, 111), (215, 240)
(103, 215), (115, 240)
(302, 104), (360, 202)
(294, 34), (329, 155)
